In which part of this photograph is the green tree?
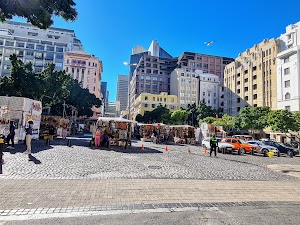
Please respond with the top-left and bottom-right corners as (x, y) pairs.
(197, 100), (216, 121)
(0, 0), (77, 29)
(186, 103), (199, 127)
(170, 110), (188, 125)
(239, 106), (270, 133)
(213, 114), (235, 132)
(200, 117), (216, 124)
(267, 110), (297, 133)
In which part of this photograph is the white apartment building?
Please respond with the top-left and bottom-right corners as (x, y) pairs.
(277, 21), (300, 111)
(198, 71), (222, 110)
(170, 69), (223, 110)
(0, 21), (83, 77)
(116, 75), (129, 112)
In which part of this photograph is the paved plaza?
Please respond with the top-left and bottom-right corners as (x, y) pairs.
(1, 137), (300, 223)
(1, 137), (300, 180)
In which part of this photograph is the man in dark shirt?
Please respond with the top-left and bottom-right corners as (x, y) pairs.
(48, 124), (56, 141)
(7, 121), (16, 149)
(210, 134), (218, 157)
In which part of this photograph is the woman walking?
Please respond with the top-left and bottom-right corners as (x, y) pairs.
(26, 120), (34, 160)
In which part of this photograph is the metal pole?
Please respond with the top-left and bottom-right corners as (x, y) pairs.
(0, 138), (4, 174)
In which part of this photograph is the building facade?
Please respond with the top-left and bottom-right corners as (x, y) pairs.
(132, 92), (178, 119)
(177, 52), (234, 83)
(104, 102), (118, 117)
(224, 38), (280, 116)
(101, 81), (109, 112)
(64, 50), (103, 99)
(116, 75), (129, 112)
(277, 21), (300, 111)
(0, 21), (83, 77)
(170, 69), (223, 110)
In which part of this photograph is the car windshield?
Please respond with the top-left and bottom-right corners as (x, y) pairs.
(239, 139), (247, 144)
(251, 141), (263, 146)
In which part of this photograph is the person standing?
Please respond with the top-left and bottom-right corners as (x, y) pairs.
(6, 121), (16, 149)
(210, 134), (218, 157)
(62, 125), (68, 139)
(26, 121), (34, 160)
(48, 124), (55, 141)
(94, 128), (101, 147)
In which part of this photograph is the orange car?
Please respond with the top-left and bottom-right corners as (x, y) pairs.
(221, 138), (259, 155)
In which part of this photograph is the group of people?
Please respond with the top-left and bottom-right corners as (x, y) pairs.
(94, 128), (110, 148)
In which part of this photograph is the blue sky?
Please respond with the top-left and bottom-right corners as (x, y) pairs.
(19, 0), (300, 101)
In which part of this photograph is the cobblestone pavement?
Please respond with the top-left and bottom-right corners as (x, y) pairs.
(0, 137), (299, 180)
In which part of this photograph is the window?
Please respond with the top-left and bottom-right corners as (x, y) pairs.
(285, 92), (291, 100)
(285, 80), (290, 88)
(146, 76), (151, 81)
(244, 87), (248, 92)
(45, 53), (54, 60)
(253, 84), (257, 90)
(253, 94), (257, 99)
(56, 47), (63, 53)
(5, 41), (14, 46)
(152, 104), (155, 108)
(56, 54), (63, 60)
(26, 43), (34, 49)
(285, 106), (291, 111)
(144, 104), (148, 108)
(284, 68), (290, 75)
(46, 46), (55, 51)
(253, 75), (257, 80)
(0, 39), (3, 45)
(26, 51), (34, 56)
(245, 96), (248, 101)
(5, 49), (14, 54)
(237, 98), (240, 103)
(284, 57), (289, 63)
(145, 96), (148, 100)
(237, 89), (240, 94)
(153, 76), (158, 81)
(17, 42), (25, 48)
(35, 52), (43, 59)
(36, 44), (44, 50)
(244, 78), (248, 83)
(203, 92), (205, 96)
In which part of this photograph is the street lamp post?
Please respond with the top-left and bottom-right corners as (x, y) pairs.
(123, 62), (137, 120)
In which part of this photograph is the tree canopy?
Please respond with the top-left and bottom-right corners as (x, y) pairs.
(267, 110), (297, 133)
(0, 54), (101, 117)
(0, 0), (77, 29)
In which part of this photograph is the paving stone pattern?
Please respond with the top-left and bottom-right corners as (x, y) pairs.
(0, 138), (299, 180)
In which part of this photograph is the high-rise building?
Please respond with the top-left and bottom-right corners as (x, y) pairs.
(0, 21), (83, 77)
(104, 102), (117, 117)
(101, 81), (109, 110)
(277, 21), (300, 111)
(224, 38), (280, 116)
(64, 50), (103, 99)
(128, 40), (177, 120)
(177, 52), (234, 83)
(116, 75), (129, 112)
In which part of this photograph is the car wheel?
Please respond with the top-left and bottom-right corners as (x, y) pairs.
(287, 150), (293, 158)
(240, 148), (246, 155)
(263, 149), (268, 157)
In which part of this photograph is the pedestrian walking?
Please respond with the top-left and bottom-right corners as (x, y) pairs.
(210, 134), (218, 157)
(6, 121), (16, 149)
(26, 120), (34, 160)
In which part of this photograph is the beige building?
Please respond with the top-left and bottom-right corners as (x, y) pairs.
(224, 38), (280, 116)
(64, 50), (103, 99)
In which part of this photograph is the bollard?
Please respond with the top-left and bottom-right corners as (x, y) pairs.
(67, 138), (72, 147)
(0, 138), (4, 174)
(277, 151), (280, 157)
(251, 148), (255, 155)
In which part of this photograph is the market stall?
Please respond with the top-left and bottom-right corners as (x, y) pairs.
(139, 124), (154, 142)
(170, 125), (196, 144)
(92, 117), (133, 148)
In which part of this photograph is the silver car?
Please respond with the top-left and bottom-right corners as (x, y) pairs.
(202, 137), (234, 153)
(247, 140), (279, 155)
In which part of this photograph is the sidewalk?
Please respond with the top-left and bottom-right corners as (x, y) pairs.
(1, 179), (300, 212)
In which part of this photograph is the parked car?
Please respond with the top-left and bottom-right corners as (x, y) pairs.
(247, 140), (279, 156)
(221, 138), (259, 155)
(261, 140), (299, 157)
(284, 141), (299, 149)
(202, 137), (234, 153)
